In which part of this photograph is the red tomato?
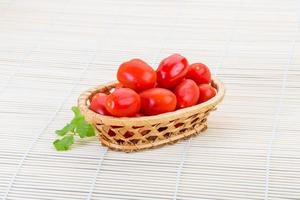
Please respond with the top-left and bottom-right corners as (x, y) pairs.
(117, 59), (156, 92)
(140, 88), (177, 115)
(156, 54), (189, 88)
(187, 63), (211, 85)
(174, 79), (199, 109)
(105, 88), (141, 117)
(90, 93), (110, 115)
(198, 84), (216, 103)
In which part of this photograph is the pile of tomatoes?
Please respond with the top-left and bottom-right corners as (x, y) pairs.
(90, 54), (216, 117)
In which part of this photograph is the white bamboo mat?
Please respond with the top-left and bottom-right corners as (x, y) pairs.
(1, 0), (300, 199)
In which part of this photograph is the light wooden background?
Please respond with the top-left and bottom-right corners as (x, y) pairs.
(0, 0), (300, 199)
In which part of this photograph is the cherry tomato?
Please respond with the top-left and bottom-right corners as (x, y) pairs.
(187, 63), (211, 85)
(140, 88), (177, 115)
(90, 93), (110, 115)
(105, 88), (141, 117)
(198, 84), (216, 103)
(156, 54), (189, 89)
(174, 79), (199, 109)
(117, 59), (156, 92)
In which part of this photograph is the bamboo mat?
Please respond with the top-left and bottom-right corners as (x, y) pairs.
(0, 0), (300, 199)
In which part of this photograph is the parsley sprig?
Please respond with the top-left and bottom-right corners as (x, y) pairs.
(53, 106), (95, 151)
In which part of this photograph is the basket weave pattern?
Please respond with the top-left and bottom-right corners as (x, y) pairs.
(78, 77), (225, 152)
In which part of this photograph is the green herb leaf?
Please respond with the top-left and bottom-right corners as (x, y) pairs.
(53, 106), (95, 151)
(71, 106), (84, 124)
(53, 135), (74, 151)
(55, 123), (75, 136)
(71, 106), (81, 116)
(76, 120), (95, 138)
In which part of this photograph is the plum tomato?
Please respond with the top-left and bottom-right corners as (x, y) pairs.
(174, 79), (199, 109)
(105, 88), (141, 117)
(198, 84), (216, 103)
(187, 63), (211, 85)
(90, 93), (110, 115)
(117, 59), (156, 92)
(156, 54), (189, 89)
(140, 88), (177, 116)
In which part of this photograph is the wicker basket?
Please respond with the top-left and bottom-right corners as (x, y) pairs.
(78, 77), (225, 152)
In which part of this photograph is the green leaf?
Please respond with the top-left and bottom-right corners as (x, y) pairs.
(71, 106), (81, 117)
(53, 106), (95, 151)
(72, 106), (83, 119)
(71, 106), (84, 124)
(53, 135), (74, 151)
(71, 116), (84, 124)
(55, 123), (75, 136)
(76, 120), (95, 138)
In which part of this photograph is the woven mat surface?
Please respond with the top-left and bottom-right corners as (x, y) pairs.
(1, 0), (300, 199)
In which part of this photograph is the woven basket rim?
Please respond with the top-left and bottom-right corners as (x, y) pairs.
(78, 76), (225, 124)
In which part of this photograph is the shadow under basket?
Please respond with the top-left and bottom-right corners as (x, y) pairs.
(78, 77), (225, 152)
